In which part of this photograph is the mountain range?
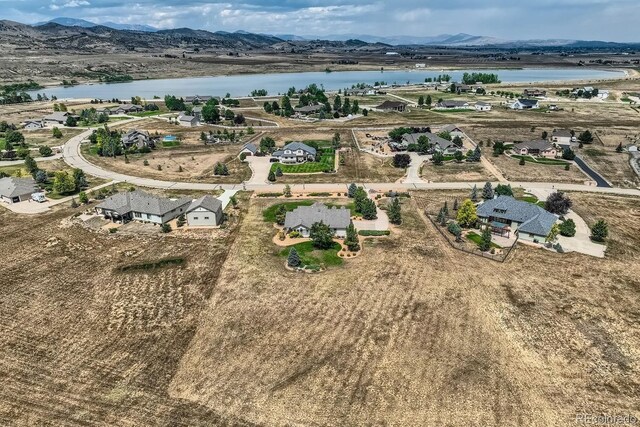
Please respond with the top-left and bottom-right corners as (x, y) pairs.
(6, 17), (639, 50)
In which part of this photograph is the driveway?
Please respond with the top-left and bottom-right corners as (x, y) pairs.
(557, 210), (605, 258)
(245, 156), (272, 185)
(217, 189), (238, 209)
(401, 153), (426, 184)
(353, 193), (390, 231)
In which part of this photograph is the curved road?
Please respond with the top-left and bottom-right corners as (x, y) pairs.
(62, 128), (640, 197)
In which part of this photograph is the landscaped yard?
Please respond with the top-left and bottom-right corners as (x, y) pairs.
(263, 200), (356, 223)
(278, 241), (343, 269)
(466, 231), (502, 249)
(511, 154), (570, 165)
(271, 147), (335, 174)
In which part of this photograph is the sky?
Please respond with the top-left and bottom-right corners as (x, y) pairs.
(1, 0), (638, 41)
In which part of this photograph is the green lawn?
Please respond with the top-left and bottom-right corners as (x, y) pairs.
(128, 110), (167, 117)
(271, 148), (335, 174)
(0, 137), (6, 150)
(161, 140), (181, 148)
(279, 241), (343, 269)
(263, 201), (314, 222)
(466, 231), (502, 249)
(511, 154), (569, 165)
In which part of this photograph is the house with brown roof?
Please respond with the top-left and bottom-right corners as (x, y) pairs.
(512, 140), (557, 158)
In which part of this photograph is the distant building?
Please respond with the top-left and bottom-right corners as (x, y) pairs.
(375, 100), (407, 112)
(434, 100), (471, 110)
(523, 88), (547, 97)
(415, 63), (426, 68)
(239, 143), (258, 157)
(400, 132), (462, 155)
(43, 111), (73, 125)
(440, 124), (465, 138)
(475, 101), (492, 112)
(293, 105), (323, 116)
(23, 119), (44, 130)
(551, 129), (573, 145)
(113, 104), (144, 114)
(191, 106), (203, 120)
(185, 95), (215, 103)
(121, 129), (153, 149)
(178, 113), (198, 127)
(510, 99), (540, 110)
(95, 190), (191, 225)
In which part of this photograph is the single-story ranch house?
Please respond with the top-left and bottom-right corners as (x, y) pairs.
(95, 190), (191, 224)
(185, 195), (223, 227)
(272, 142), (316, 163)
(512, 140), (558, 158)
(43, 112), (78, 125)
(441, 124), (465, 138)
(375, 100), (407, 112)
(284, 202), (351, 238)
(178, 113), (199, 127)
(185, 95), (216, 103)
(477, 196), (558, 243)
(509, 99), (540, 110)
(434, 100), (472, 110)
(0, 177), (38, 204)
(475, 102), (492, 112)
(294, 105), (323, 116)
(400, 132), (462, 155)
(23, 119), (44, 130)
(113, 104), (144, 114)
(523, 88), (547, 97)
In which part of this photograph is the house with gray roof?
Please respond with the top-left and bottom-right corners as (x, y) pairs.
(178, 113), (199, 127)
(509, 98), (540, 110)
(400, 132), (462, 155)
(375, 100), (407, 112)
(272, 142), (317, 163)
(0, 177), (38, 204)
(294, 104), (323, 116)
(95, 190), (191, 225)
(551, 129), (573, 145)
(23, 119), (44, 130)
(512, 140), (557, 158)
(239, 143), (258, 157)
(43, 111), (74, 125)
(121, 129), (153, 149)
(476, 195), (558, 243)
(284, 202), (351, 237)
(113, 104), (144, 114)
(186, 195), (223, 227)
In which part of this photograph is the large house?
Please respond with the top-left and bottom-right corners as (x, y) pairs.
(0, 177), (38, 204)
(400, 132), (462, 155)
(43, 112), (74, 125)
(272, 142), (316, 163)
(523, 88), (547, 97)
(551, 129), (573, 145)
(284, 202), (351, 238)
(185, 95), (215, 103)
(441, 124), (464, 139)
(121, 129), (153, 149)
(23, 119), (44, 130)
(375, 100), (407, 112)
(185, 195), (223, 227)
(434, 100), (472, 110)
(238, 143), (258, 157)
(113, 104), (144, 114)
(294, 105), (323, 116)
(477, 196), (558, 243)
(178, 113), (198, 127)
(512, 140), (557, 158)
(475, 102), (492, 112)
(510, 99), (540, 110)
(95, 190), (191, 225)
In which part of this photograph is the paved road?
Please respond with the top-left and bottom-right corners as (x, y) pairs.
(60, 127), (640, 198)
(573, 155), (611, 188)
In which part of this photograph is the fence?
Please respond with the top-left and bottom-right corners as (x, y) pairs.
(424, 210), (518, 263)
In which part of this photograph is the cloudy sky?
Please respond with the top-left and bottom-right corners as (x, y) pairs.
(2, 0), (638, 41)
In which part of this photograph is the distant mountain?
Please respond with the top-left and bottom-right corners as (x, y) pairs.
(34, 17), (158, 32)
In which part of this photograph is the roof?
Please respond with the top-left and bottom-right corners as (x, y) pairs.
(475, 101), (491, 106)
(240, 143), (258, 154)
(375, 100), (407, 110)
(43, 112), (69, 121)
(115, 104), (142, 111)
(552, 129), (573, 138)
(294, 104), (323, 113)
(438, 100), (469, 108)
(96, 190), (191, 216)
(279, 142), (317, 156)
(284, 202), (351, 230)
(477, 196), (557, 237)
(513, 140), (554, 151)
(122, 129), (150, 141)
(515, 98), (539, 107)
(0, 177), (37, 198)
(401, 132), (456, 151)
(178, 114), (196, 122)
(187, 195), (222, 214)
(441, 124), (463, 133)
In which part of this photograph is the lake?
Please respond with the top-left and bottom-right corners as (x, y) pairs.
(33, 68), (626, 100)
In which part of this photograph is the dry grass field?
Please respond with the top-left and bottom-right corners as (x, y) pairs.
(421, 161), (494, 182)
(1, 192), (638, 426)
(487, 154), (590, 183)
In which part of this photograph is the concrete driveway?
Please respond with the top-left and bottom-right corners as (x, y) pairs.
(245, 156), (273, 185)
(557, 210), (606, 258)
(353, 193), (390, 231)
(401, 153), (426, 184)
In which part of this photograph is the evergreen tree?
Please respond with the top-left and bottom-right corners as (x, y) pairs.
(590, 219), (608, 242)
(494, 184), (513, 197)
(283, 184), (292, 197)
(470, 184), (479, 202)
(387, 197), (402, 225)
(453, 199), (459, 211)
(275, 166), (283, 177)
(559, 219), (576, 237)
(275, 204), (287, 225)
(348, 183), (357, 198)
(479, 226), (492, 251)
(268, 170), (276, 182)
(482, 181), (494, 200)
(344, 221), (360, 252)
(360, 199), (378, 220)
(288, 247), (301, 267)
(23, 155), (38, 174)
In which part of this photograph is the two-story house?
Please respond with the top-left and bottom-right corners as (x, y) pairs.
(271, 142), (317, 164)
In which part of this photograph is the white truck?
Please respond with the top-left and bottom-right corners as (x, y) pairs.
(31, 192), (46, 203)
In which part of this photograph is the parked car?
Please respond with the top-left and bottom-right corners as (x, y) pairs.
(31, 192), (46, 203)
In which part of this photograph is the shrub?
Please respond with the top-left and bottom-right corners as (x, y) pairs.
(289, 231), (301, 238)
(78, 191), (89, 204)
(559, 219), (576, 237)
(447, 222), (462, 237)
(143, 160), (149, 166)
(38, 146), (53, 157)
(108, 227), (118, 233)
(590, 219), (608, 242)
(161, 223), (172, 233)
(393, 153), (411, 168)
